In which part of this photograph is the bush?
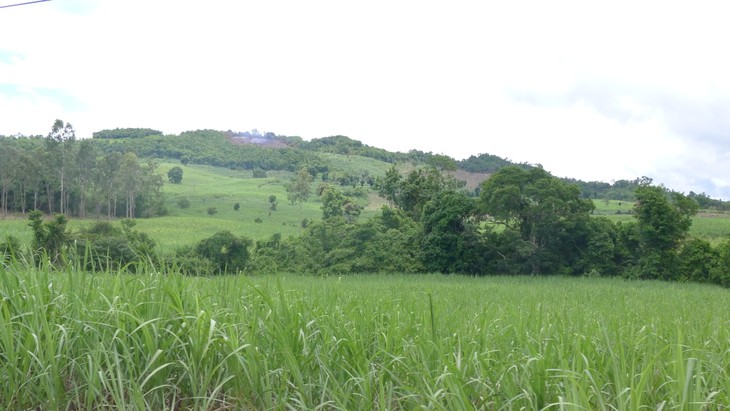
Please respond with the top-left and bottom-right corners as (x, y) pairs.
(252, 168), (267, 178)
(167, 166), (183, 183)
(177, 197), (191, 209)
(207, 207), (218, 215)
(193, 231), (252, 274)
(72, 220), (158, 272)
(234, 203), (240, 211)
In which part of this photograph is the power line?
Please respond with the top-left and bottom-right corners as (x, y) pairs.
(0, 0), (52, 9)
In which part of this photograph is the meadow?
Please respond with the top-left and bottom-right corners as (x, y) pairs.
(0, 265), (727, 409)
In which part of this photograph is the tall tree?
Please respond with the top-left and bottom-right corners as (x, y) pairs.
(480, 166), (594, 274)
(375, 165), (402, 206)
(0, 141), (17, 216)
(420, 191), (483, 274)
(286, 167), (313, 210)
(631, 185), (698, 279)
(95, 152), (122, 218)
(119, 152), (142, 218)
(46, 120), (76, 215)
(74, 139), (97, 218)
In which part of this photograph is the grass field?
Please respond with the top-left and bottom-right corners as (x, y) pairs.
(0, 266), (727, 409)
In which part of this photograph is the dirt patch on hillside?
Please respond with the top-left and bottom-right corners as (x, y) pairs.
(451, 169), (491, 190)
(225, 134), (289, 148)
(365, 192), (389, 211)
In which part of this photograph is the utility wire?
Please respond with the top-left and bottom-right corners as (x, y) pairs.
(0, 0), (52, 9)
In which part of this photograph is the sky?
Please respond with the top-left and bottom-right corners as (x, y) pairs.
(1, 1), (730, 198)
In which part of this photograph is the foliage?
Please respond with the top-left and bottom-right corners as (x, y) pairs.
(177, 197), (191, 208)
(92, 127), (163, 139)
(677, 238), (717, 283)
(250, 206), (422, 275)
(191, 230), (252, 274)
(576, 217), (623, 276)
(479, 166), (594, 275)
(457, 152), (530, 173)
(167, 166), (183, 183)
(419, 191), (484, 274)
(0, 133), (166, 218)
(375, 166), (466, 220)
(72, 219), (158, 272)
(92, 129), (330, 173)
(286, 167), (313, 206)
(319, 184), (362, 222)
(631, 185), (699, 280)
(207, 207), (217, 215)
(28, 209), (69, 266)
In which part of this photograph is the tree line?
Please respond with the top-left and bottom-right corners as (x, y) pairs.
(0, 121), (165, 218)
(254, 165), (728, 286)
(2, 163), (729, 288)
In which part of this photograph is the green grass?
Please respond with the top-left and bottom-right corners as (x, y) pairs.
(0, 266), (727, 409)
(316, 152), (394, 178)
(591, 199), (635, 215)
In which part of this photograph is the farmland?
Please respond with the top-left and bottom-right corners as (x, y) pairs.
(0, 265), (727, 409)
(2, 159), (730, 408)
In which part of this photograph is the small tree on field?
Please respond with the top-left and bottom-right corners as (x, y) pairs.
(287, 168), (312, 208)
(28, 210), (68, 266)
(167, 166), (183, 183)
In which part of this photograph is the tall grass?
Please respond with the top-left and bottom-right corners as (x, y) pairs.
(0, 264), (728, 409)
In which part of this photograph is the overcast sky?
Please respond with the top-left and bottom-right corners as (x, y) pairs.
(2, 1), (730, 198)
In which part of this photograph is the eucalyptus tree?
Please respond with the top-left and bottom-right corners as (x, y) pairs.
(74, 139), (97, 217)
(0, 141), (17, 216)
(96, 152), (123, 218)
(46, 119), (76, 215)
(119, 152), (142, 218)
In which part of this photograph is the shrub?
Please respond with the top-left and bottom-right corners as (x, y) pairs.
(234, 202), (240, 211)
(72, 220), (158, 272)
(167, 166), (183, 183)
(193, 230), (252, 274)
(252, 168), (267, 178)
(177, 197), (191, 209)
(207, 207), (218, 215)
